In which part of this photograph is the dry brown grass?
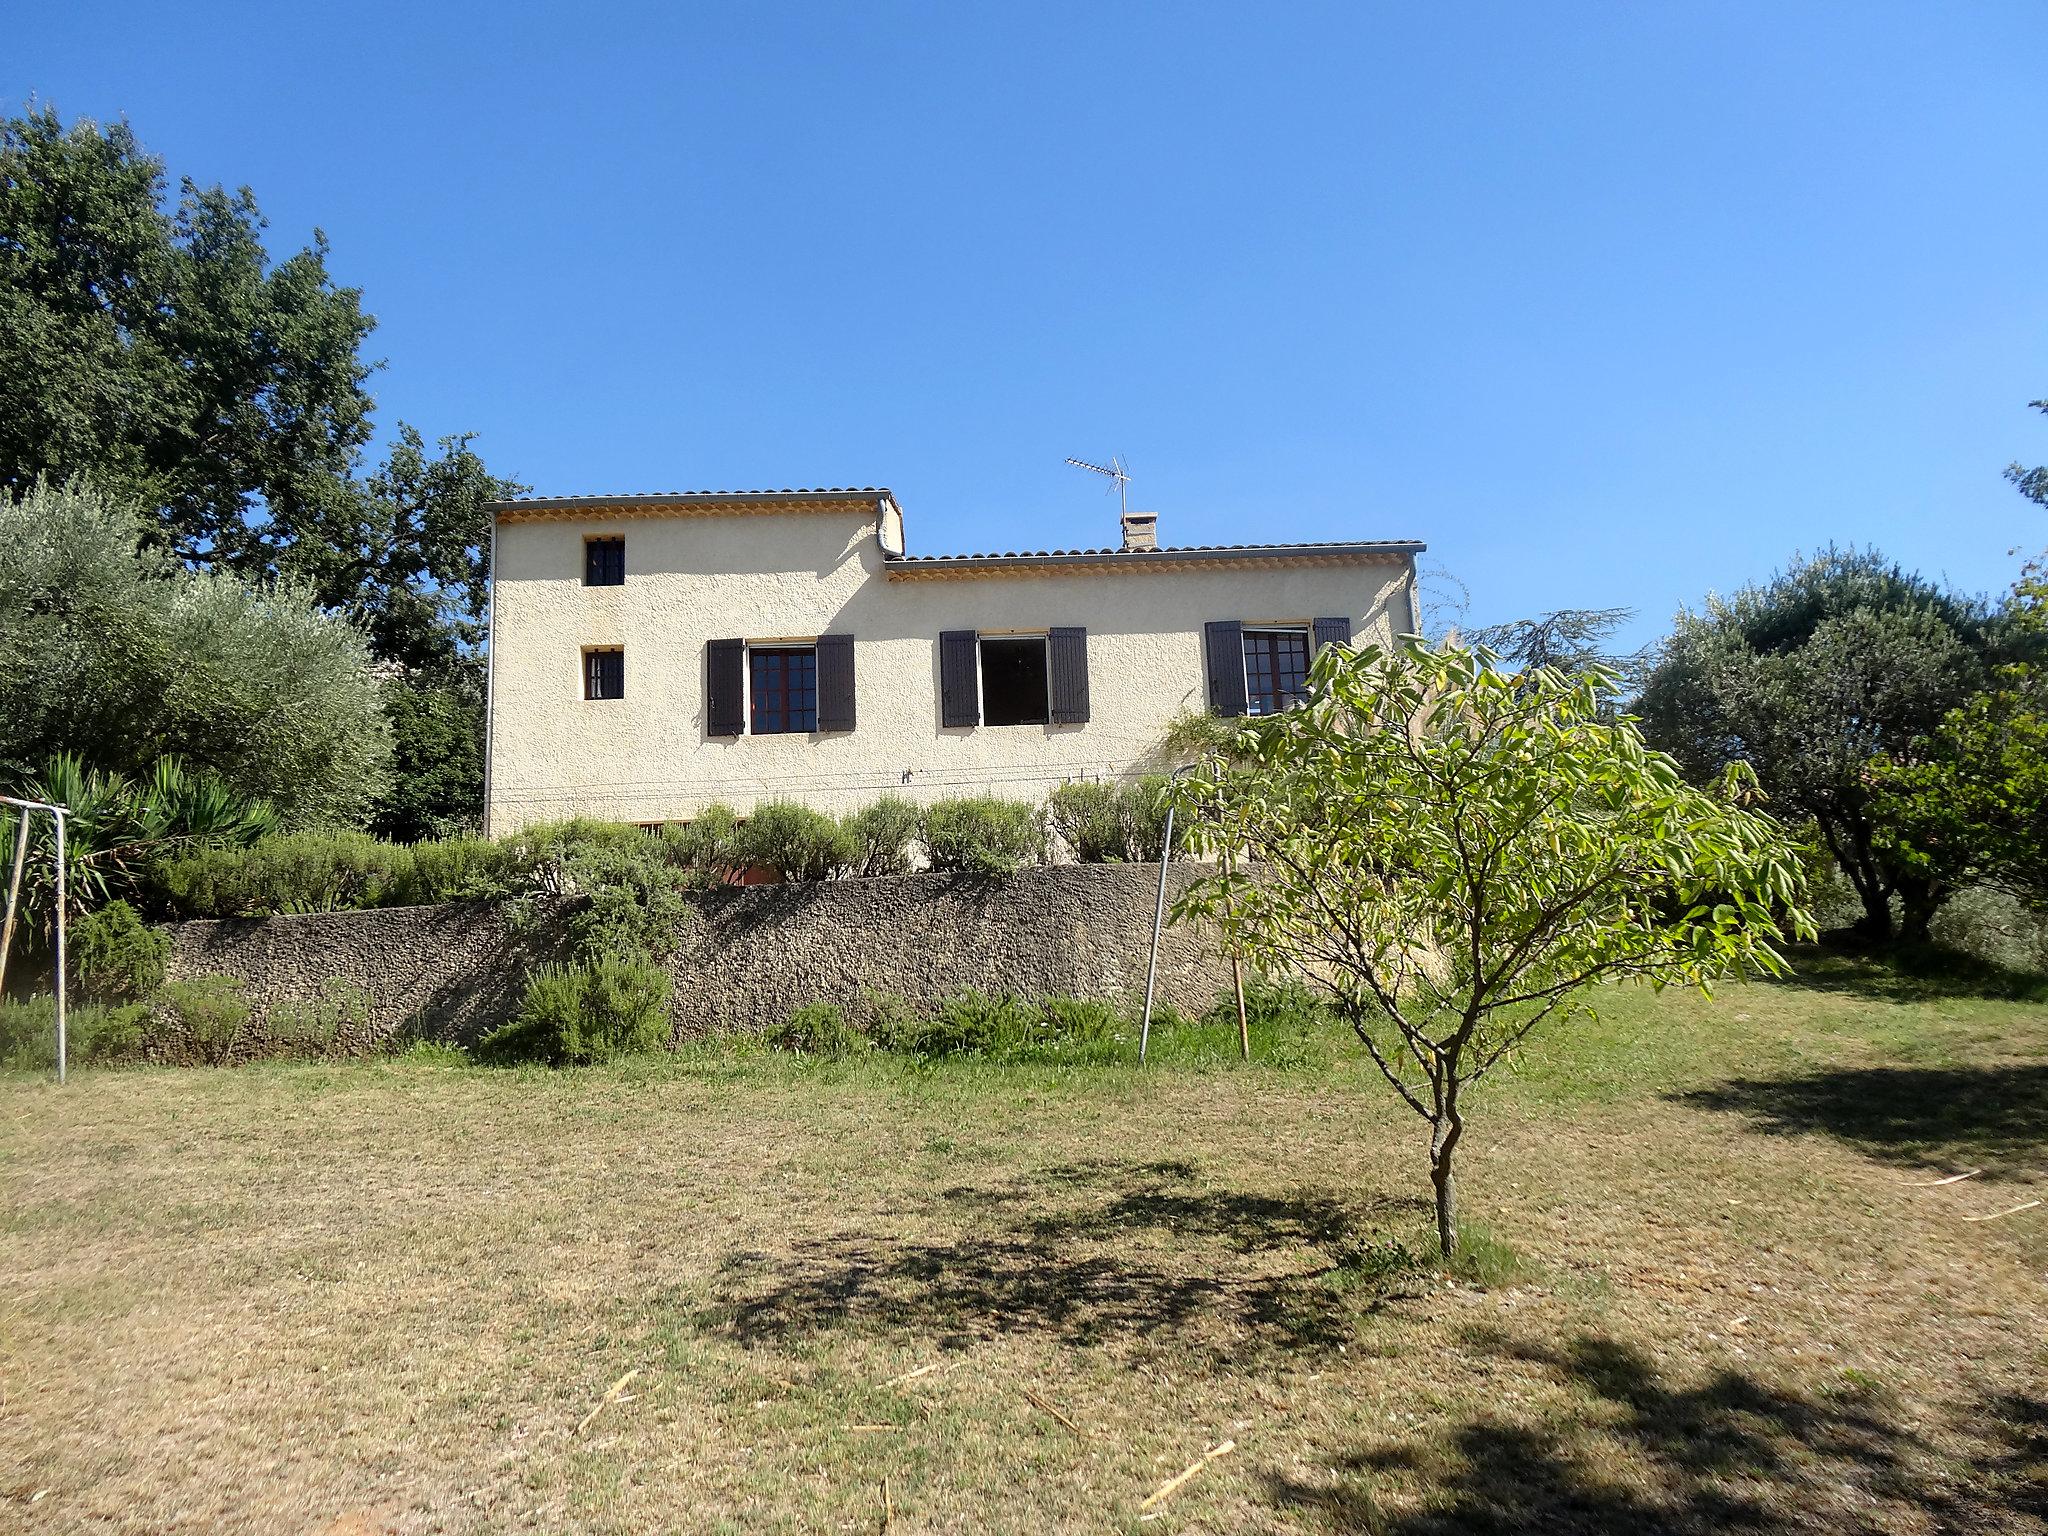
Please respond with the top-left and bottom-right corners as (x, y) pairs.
(2, 960), (2044, 1533)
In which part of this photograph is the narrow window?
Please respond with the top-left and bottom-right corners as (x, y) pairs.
(1242, 628), (1310, 716)
(981, 635), (1049, 726)
(584, 647), (624, 700)
(585, 536), (625, 586)
(749, 646), (817, 734)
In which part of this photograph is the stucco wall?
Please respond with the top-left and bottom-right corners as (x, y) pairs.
(486, 505), (1415, 830)
(163, 863), (1234, 1047)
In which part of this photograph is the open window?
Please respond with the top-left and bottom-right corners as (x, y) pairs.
(979, 635), (1049, 726)
(583, 646), (624, 700)
(1242, 626), (1311, 716)
(584, 536), (625, 586)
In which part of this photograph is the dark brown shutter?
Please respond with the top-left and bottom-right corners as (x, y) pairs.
(939, 630), (979, 727)
(1048, 627), (1089, 724)
(816, 633), (855, 732)
(706, 638), (745, 736)
(1204, 621), (1247, 717)
(1313, 616), (1352, 651)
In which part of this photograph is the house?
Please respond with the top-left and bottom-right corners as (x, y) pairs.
(481, 487), (1425, 833)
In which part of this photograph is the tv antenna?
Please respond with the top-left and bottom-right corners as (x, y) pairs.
(1065, 454), (1132, 518)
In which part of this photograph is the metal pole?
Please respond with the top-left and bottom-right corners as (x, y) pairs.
(0, 808), (29, 999)
(1138, 764), (1198, 1065)
(53, 810), (68, 1085)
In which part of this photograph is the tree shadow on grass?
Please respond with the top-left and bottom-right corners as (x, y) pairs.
(1767, 942), (2048, 1005)
(1675, 1064), (2048, 1177)
(1267, 1330), (2044, 1534)
(694, 1158), (1430, 1361)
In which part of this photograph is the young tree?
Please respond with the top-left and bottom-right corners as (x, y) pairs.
(1173, 640), (1812, 1257)
(1636, 548), (2009, 941)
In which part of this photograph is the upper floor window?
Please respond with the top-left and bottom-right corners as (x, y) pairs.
(749, 646), (817, 734)
(1242, 627), (1310, 716)
(585, 537), (625, 586)
(584, 646), (625, 700)
(980, 635), (1049, 726)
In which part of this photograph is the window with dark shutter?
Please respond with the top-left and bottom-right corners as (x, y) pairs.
(1048, 627), (1090, 725)
(1204, 621), (1248, 717)
(584, 537), (625, 586)
(939, 630), (980, 727)
(1243, 628), (1311, 715)
(583, 647), (624, 700)
(706, 638), (745, 736)
(749, 647), (817, 734)
(1312, 616), (1352, 651)
(980, 636), (1049, 726)
(816, 633), (856, 732)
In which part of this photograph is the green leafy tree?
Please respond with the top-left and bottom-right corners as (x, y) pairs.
(369, 673), (485, 841)
(1637, 548), (2010, 941)
(1467, 606), (1648, 717)
(2006, 397), (2048, 513)
(0, 480), (391, 826)
(1173, 640), (1812, 1257)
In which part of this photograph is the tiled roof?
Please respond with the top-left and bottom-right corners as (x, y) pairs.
(888, 538), (1422, 563)
(493, 486), (892, 504)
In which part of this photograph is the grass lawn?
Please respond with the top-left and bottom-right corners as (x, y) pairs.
(3, 953), (2045, 1533)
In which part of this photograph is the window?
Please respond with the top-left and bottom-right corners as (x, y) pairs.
(585, 537), (625, 586)
(1242, 627), (1310, 716)
(980, 635), (1049, 726)
(749, 646), (817, 734)
(584, 647), (624, 700)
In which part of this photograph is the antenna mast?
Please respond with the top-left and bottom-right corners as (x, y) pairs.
(1064, 455), (1132, 518)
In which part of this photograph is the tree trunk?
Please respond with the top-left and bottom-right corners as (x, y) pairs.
(1898, 879), (1942, 946)
(1851, 885), (1894, 941)
(1430, 1099), (1464, 1258)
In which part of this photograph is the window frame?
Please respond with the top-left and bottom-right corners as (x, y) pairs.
(583, 535), (626, 587)
(1240, 624), (1311, 717)
(977, 632), (1052, 727)
(582, 645), (625, 701)
(747, 642), (820, 735)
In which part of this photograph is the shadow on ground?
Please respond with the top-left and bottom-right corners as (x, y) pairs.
(1768, 942), (2048, 1005)
(695, 1158), (1429, 1360)
(1267, 1331), (2047, 1534)
(1676, 1064), (2048, 1176)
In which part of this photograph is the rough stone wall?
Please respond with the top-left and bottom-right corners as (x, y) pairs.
(163, 863), (1233, 1047)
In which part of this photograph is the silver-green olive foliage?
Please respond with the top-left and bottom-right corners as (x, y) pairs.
(1171, 639), (1814, 1256)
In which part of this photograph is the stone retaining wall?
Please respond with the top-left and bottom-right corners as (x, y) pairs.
(164, 863), (1232, 1048)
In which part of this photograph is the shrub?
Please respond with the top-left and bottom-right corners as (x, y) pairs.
(269, 979), (372, 1057)
(1048, 782), (1129, 862)
(775, 1000), (867, 1056)
(479, 953), (672, 1065)
(397, 1040), (469, 1067)
(842, 797), (920, 878)
(387, 836), (522, 905)
(0, 997), (151, 1070)
(920, 797), (1046, 876)
(1122, 775), (1174, 861)
(669, 805), (742, 877)
(150, 830), (407, 916)
(898, 989), (1043, 1055)
(736, 801), (856, 881)
(70, 900), (168, 1000)
(154, 975), (252, 1065)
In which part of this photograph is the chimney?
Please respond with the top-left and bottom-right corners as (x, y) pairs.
(1120, 512), (1158, 552)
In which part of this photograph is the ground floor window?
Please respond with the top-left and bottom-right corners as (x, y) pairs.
(750, 646), (817, 734)
(980, 635), (1049, 726)
(1243, 627), (1310, 716)
(584, 647), (624, 700)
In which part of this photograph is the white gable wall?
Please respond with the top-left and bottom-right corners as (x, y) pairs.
(486, 507), (1415, 832)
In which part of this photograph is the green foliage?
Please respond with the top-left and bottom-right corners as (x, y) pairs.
(879, 990), (1125, 1063)
(370, 671), (485, 841)
(1047, 783), (1127, 862)
(1173, 637), (1814, 1254)
(479, 954), (672, 1066)
(919, 797), (1047, 877)
(268, 980), (371, 1057)
(1638, 546), (2013, 939)
(148, 829), (522, 917)
(670, 805), (742, 878)
(774, 1001), (868, 1057)
(396, 1040), (469, 1068)
(154, 975), (253, 1066)
(0, 109), (522, 675)
(0, 996), (151, 1070)
(0, 481), (392, 826)
(736, 800), (857, 881)
(1122, 775), (1173, 861)
(69, 899), (168, 1001)
(841, 797), (920, 878)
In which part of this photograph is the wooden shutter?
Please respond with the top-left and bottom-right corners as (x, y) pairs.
(816, 633), (856, 732)
(1048, 627), (1090, 725)
(706, 638), (745, 736)
(1312, 616), (1352, 652)
(939, 630), (980, 727)
(1204, 621), (1247, 717)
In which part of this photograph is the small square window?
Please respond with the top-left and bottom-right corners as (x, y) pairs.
(980, 635), (1049, 726)
(585, 537), (625, 586)
(1242, 628), (1310, 716)
(750, 646), (817, 734)
(584, 647), (624, 700)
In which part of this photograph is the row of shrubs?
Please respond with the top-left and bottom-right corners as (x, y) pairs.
(143, 781), (1174, 920)
(0, 973), (370, 1071)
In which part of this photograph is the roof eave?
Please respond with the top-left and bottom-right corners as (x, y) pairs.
(883, 541), (1425, 580)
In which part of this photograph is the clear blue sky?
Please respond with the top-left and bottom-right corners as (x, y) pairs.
(13, 2), (2047, 645)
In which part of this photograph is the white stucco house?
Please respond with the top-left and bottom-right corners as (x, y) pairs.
(481, 487), (1424, 833)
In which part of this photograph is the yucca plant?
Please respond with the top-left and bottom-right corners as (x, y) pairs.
(1, 753), (277, 944)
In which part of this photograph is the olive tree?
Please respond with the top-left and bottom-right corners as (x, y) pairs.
(1172, 640), (1813, 1257)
